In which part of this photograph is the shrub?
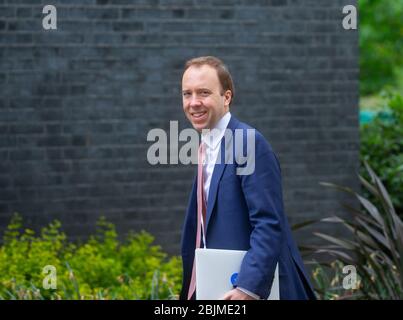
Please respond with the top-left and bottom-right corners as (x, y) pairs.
(359, 0), (403, 95)
(360, 91), (403, 214)
(0, 215), (182, 300)
(309, 260), (363, 300)
(312, 162), (403, 299)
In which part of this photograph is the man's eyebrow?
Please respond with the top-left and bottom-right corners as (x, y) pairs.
(182, 88), (212, 93)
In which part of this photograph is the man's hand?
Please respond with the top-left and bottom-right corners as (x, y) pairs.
(221, 288), (257, 300)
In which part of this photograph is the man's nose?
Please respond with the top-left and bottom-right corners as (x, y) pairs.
(189, 95), (202, 107)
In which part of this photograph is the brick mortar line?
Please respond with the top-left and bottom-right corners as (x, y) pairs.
(0, 116), (359, 127)
(2, 17), (259, 22)
(1, 5), (243, 9)
(0, 139), (361, 153)
(0, 4), (349, 9)
(1, 43), (337, 48)
(1, 126), (360, 134)
(0, 31), (350, 36)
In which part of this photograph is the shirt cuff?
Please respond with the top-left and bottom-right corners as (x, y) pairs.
(236, 287), (260, 300)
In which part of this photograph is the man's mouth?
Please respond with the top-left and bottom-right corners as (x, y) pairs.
(191, 111), (207, 120)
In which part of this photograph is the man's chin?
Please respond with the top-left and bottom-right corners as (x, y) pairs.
(192, 122), (209, 132)
(193, 125), (204, 132)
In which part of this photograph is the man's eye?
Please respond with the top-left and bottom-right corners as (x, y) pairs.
(201, 91), (210, 96)
(183, 92), (190, 97)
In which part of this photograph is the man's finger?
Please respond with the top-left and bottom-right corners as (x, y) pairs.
(221, 291), (233, 300)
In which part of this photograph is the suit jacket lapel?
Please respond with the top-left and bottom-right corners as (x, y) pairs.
(205, 116), (238, 233)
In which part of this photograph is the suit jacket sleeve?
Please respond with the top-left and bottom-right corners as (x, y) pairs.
(234, 132), (284, 299)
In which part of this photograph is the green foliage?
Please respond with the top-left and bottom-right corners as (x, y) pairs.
(360, 91), (403, 213)
(310, 261), (363, 300)
(359, 0), (403, 95)
(0, 215), (182, 300)
(314, 162), (403, 299)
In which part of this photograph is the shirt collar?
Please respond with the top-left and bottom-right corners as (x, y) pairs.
(201, 112), (231, 150)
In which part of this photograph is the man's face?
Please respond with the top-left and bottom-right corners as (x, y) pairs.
(182, 65), (231, 132)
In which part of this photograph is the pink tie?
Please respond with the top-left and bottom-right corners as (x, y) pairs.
(187, 142), (207, 300)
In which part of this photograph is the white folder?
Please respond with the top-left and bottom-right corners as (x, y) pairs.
(195, 248), (280, 300)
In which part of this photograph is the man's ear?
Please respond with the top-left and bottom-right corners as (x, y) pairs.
(224, 90), (232, 107)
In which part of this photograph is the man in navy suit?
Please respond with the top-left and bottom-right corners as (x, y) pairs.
(180, 56), (316, 300)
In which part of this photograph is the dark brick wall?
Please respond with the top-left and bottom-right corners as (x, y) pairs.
(0, 0), (359, 255)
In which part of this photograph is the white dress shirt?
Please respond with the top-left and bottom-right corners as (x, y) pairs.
(200, 111), (231, 201)
(200, 111), (260, 300)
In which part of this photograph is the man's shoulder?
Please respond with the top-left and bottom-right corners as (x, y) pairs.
(230, 116), (274, 154)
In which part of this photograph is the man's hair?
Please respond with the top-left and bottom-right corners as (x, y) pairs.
(183, 56), (235, 105)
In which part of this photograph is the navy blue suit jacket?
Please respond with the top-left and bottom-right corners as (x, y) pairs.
(180, 116), (316, 300)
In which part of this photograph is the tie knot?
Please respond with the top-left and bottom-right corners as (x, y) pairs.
(198, 142), (206, 165)
(199, 141), (206, 152)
